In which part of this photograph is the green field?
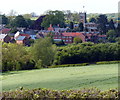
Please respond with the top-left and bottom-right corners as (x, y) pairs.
(1, 64), (118, 91)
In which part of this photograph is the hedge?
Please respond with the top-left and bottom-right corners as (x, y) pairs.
(96, 61), (120, 65)
(49, 63), (89, 68)
(0, 88), (119, 99)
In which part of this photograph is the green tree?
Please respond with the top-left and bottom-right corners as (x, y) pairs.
(0, 15), (8, 24)
(70, 22), (74, 29)
(108, 19), (115, 30)
(97, 14), (108, 34)
(32, 37), (56, 68)
(73, 37), (82, 44)
(41, 10), (65, 29)
(13, 15), (28, 28)
(89, 17), (97, 23)
(79, 22), (84, 31)
(107, 30), (117, 42)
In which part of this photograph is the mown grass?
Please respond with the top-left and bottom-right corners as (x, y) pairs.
(1, 64), (118, 91)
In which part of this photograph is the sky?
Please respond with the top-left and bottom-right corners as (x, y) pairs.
(0, 0), (119, 15)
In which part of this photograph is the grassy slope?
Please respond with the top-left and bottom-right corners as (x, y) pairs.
(1, 64), (118, 91)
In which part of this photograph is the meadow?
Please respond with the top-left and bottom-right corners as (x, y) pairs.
(1, 64), (118, 92)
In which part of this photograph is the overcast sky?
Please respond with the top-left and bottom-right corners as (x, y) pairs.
(0, 0), (119, 15)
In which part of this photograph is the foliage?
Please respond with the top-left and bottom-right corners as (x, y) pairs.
(97, 14), (108, 34)
(89, 17), (97, 23)
(69, 21), (74, 29)
(107, 30), (117, 42)
(54, 42), (119, 65)
(0, 15), (8, 24)
(2, 43), (35, 72)
(32, 37), (56, 68)
(78, 22), (84, 31)
(41, 10), (65, 29)
(1, 88), (119, 99)
(96, 61), (120, 65)
(73, 37), (82, 44)
(49, 63), (89, 68)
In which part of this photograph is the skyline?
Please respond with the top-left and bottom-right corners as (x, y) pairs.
(0, 0), (119, 15)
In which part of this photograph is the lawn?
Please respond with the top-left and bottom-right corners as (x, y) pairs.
(1, 64), (118, 91)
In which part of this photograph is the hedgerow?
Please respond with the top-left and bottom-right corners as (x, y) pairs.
(0, 88), (119, 99)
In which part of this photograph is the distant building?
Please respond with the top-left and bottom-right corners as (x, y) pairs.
(53, 32), (86, 44)
(85, 22), (99, 33)
(16, 36), (29, 45)
(47, 24), (68, 32)
(79, 12), (87, 25)
(0, 28), (11, 34)
(0, 34), (11, 43)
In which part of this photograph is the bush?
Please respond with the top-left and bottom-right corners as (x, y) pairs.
(54, 43), (120, 65)
(49, 63), (89, 68)
(1, 88), (119, 99)
(96, 61), (120, 65)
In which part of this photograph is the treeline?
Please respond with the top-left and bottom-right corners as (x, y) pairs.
(2, 38), (120, 72)
(54, 42), (120, 65)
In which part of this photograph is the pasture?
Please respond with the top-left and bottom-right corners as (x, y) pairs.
(1, 64), (118, 91)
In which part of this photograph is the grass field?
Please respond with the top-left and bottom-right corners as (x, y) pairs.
(1, 64), (118, 91)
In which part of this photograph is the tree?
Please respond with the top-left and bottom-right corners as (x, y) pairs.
(109, 19), (115, 30)
(32, 37), (56, 68)
(70, 22), (74, 29)
(13, 15), (28, 28)
(23, 14), (32, 19)
(89, 17), (96, 23)
(0, 15), (8, 24)
(79, 22), (84, 31)
(107, 30), (117, 42)
(41, 10), (65, 29)
(73, 37), (82, 44)
(97, 14), (108, 34)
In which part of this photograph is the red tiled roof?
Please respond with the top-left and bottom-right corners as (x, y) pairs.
(62, 32), (84, 37)
(62, 32), (86, 42)
(19, 34), (30, 38)
(1, 28), (11, 34)
(98, 35), (106, 37)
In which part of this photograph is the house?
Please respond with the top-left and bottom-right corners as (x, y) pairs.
(19, 34), (30, 38)
(47, 24), (68, 32)
(85, 23), (99, 33)
(53, 32), (86, 44)
(84, 33), (98, 43)
(30, 35), (37, 40)
(48, 24), (54, 31)
(0, 28), (11, 34)
(16, 36), (29, 45)
(0, 34), (11, 43)
(98, 35), (107, 42)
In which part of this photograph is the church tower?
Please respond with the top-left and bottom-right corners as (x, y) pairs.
(79, 12), (87, 24)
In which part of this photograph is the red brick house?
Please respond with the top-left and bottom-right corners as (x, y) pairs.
(53, 32), (86, 44)
(53, 32), (103, 44)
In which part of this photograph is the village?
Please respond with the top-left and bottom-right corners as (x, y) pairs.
(1, 11), (118, 46)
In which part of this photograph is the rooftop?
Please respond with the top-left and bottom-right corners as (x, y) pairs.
(16, 36), (26, 41)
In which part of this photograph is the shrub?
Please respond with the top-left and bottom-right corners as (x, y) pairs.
(96, 61), (120, 65)
(0, 88), (119, 99)
(49, 63), (89, 68)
